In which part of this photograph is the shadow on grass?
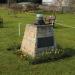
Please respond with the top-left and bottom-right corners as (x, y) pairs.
(31, 48), (75, 65)
(7, 42), (21, 51)
(54, 25), (67, 29)
(6, 42), (75, 65)
(62, 48), (75, 58)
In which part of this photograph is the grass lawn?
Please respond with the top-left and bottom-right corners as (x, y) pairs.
(0, 7), (75, 75)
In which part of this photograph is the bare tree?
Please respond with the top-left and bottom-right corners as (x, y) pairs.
(54, 0), (64, 13)
(7, 0), (10, 7)
(55, 0), (63, 6)
(69, 0), (75, 7)
(69, 0), (75, 12)
(7, 0), (16, 7)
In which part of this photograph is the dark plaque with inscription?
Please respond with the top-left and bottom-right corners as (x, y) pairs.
(37, 36), (54, 48)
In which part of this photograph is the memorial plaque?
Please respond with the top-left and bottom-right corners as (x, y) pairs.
(37, 37), (54, 48)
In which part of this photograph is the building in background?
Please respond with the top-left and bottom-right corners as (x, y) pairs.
(42, 0), (75, 12)
(42, 0), (70, 6)
(0, 0), (74, 12)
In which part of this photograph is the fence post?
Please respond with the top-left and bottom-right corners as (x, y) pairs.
(18, 23), (21, 37)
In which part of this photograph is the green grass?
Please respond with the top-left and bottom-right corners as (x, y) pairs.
(56, 13), (75, 27)
(0, 7), (75, 75)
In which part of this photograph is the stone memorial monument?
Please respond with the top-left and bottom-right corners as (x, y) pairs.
(21, 14), (56, 57)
